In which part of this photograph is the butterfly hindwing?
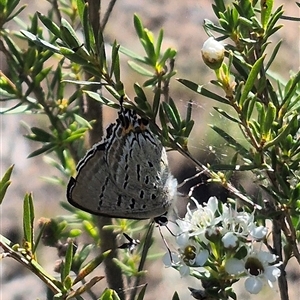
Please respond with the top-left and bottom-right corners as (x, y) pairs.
(67, 106), (177, 219)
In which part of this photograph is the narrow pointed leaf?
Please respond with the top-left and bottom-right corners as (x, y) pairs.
(82, 2), (94, 52)
(62, 241), (74, 282)
(162, 102), (180, 131)
(119, 46), (148, 64)
(239, 56), (265, 105)
(178, 79), (229, 104)
(152, 89), (161, 118)
(136, 284), (148, 300)
(83, 91), (120, 108)
(23, 193), (34, 246)
(110, 42), (120, 81)
(210, 125), (249, 157)
(37, 12), (61, 38)
(66, 276), (104, 299)
(27, 143), (56, 158)
(155, 29), (164, 58)
(99, 289), (121, 300)
(73, 250), (111, 284)
(133, 14), (145, 39)
(60, 18), (81, 48)
(128, 61), (153, 76)
(30, 127), (54, 142)
(168, 97), (181, 125)
(263, 114), (298, 149)
(213, 107), (241, 124)
(0, 165), (14, 204)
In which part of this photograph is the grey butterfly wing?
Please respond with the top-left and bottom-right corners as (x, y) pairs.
(113, 131), (175, 214)
(67, 141), (173, 219)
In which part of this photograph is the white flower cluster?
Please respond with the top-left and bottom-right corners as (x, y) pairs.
(163, 197), (282, 296)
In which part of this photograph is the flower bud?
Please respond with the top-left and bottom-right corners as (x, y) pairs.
(201, 37), (225, 69)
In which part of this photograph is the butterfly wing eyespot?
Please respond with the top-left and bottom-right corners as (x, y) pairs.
(66, 102), (177, 219)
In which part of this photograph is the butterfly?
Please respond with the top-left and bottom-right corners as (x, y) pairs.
(67, 99), (177, 219)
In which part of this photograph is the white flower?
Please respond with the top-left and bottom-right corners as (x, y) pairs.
(177, 197), (223, 243)
(221, 207), (268, 242)
(222, 232), (239, 248)
(225, 250), (281, 294)
(201, 37), (225, 69)
(163, 252), (181, 268)
(163, 251), (191, 277)
(163, 237), (209, 278)
(249, 225), (268, 240)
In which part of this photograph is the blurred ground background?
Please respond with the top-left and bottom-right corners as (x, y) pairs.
(1, 0), (300, 299)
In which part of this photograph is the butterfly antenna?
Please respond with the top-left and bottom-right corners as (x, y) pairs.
(157, 224), (174, 264)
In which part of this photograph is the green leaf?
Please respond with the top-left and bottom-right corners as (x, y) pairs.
(27, 143), (56, 158)
(162, 101), (180, 131)
(242, 95), (257, 121)
(152, 89), (161, 118)
(73, 250), (111, 284)
(133, 83), (147, 101)
(265, 40), (282, 71)
(136, 284), (148, 300)
(76, 0), (85, 24)
(119, 46), (148, 64)
(83, 91), (120, 108)
(66, 276), (104, 299)
(110, 41), (120, 82)
(82, 220), (98, 241)
(74, 114), (93, 129)
(185, 100), (193, 123)
(0, 103), (31, 114)
(172, 291), (180, 300)
(143, 77), (158, 87)
(99, 288), (121, 300)
(6, 3), (26, 21)
(20, 30), (60, 53)
(82, 2), (94, 52)
(178, 79), (229, 105)
(142, 29), (156, 65)
(158, 48), (177, 68)
(59, 47), (88, 64)
(159, 105), (169, 142)
(30, 127), (54, 142)
(23, 193), (34, 245)
(239, 55), (265, 106)
(281, 71), (300, 109)
(60, 18), (81, 48)
(263, 114), (298, 149)
(61, 241), (74, 282)
(263, 102), (276, 136)
(128, 61), (153, 76)
(0, 234), (13, 247)
(213, 107), (241, 124)
(37, 12), (61, 38)
(210, 125), (249, 157)
(184, 120), (194, 137)
(2, 34), (23, 64)
(34, 66), (52, 84)
(0, 165), (14, 204)
(155, 29), (163, 58)
(133, 14), (144, 39)
(169, 97), (181, 126)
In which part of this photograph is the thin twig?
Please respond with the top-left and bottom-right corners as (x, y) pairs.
(100, 0), (118, 31)
(0, 241), (61, 294)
